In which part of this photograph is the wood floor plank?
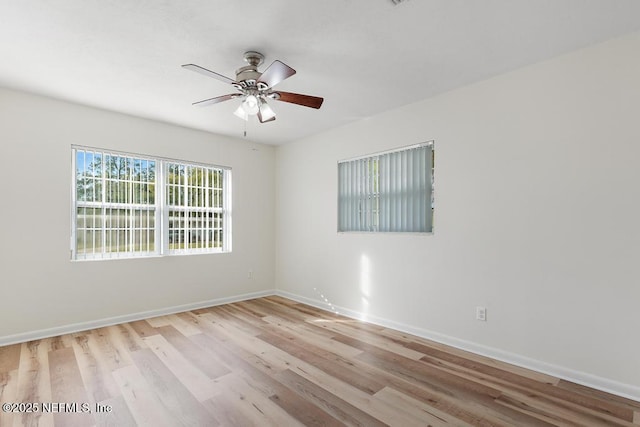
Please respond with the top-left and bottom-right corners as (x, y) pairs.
(129, 348), (216, 425)
(380, 327), (561, 386)
(192, 327), (407, 425)
(209, 305), (265, 336)
(374, 386), (472, 426)
(106, 324), (146, 352)
(127, 320), (158, 339)
(0, 343), (21, 427)
(0, 369), (19, 427)
(0, 343), (21, 373)
(2, 296), (638, 427)
(143, 334), (218, 402)
(257, 329), (387, 395)
(306, 316), (428, 361)
(274, 308), (556, 426)
(189, 331), (285, 396)
(166, 313), (202, 337)
(71, 333), (119, 404)
(46, 336), (68, 353)
(556, 379), (640, 412)
(260, 315), (364, 359)
(289, 357), (438, 426)
(202, 394), (250, 426)
(14, 340), (54, 427)
(275, 368), (388, 427)
(350, 364), (519, 427)
(337, 332), (503, 398)
(48, 347), (95, 427)
(51, 334), (77, 352)
(112, 364), (176, 427)
(495, 392), (635, 427)
(419, 352), (636, 426)
(268, 382), (347, 427)
(195, 312), (294, 374)
(413, 344), (635, 422)
(92, 395), (137, 427)
(197, 315), (430, 426)
(89, 327), (132, 371)
(417, 350), (556, 397)
(156, 325), (231, 380)
(191, 329), (347, 426)
(144, 315), (172, 328)
(187, 333), (255, 376)
(281, 333), (522, 427)
(347, 335), (557, 426)
(242, 298), (315, 322)
(261, 297), (344, 322)
(209, 370), (306, 427)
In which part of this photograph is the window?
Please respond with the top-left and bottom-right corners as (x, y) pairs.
(338, 142), (434, 233)
(72, 146), (231, 260)
(165, 163), (226, 253)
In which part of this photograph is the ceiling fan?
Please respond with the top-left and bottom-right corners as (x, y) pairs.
(182, 51), (324, 123)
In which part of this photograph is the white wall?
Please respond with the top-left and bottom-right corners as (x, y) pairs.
(275, 31), (640, 398)
(0, 88), (275, 340)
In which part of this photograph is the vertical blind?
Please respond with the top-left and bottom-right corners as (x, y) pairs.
(338, 143), (433, 233)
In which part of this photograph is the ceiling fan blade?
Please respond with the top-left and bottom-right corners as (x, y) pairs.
(257, 60), (296, 88)
(192, 94), (239, 107)
(257, 101), (276, 123)
(273, 91), (324, 109)
(182, 64), (237, 85)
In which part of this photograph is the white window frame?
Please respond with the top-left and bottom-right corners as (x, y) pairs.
(337, 141), (434, 233)
(162, 161), (231, 256)
(71, 146), (232, 261)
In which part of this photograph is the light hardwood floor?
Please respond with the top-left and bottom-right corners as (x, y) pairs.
(0, 296), (638, 426)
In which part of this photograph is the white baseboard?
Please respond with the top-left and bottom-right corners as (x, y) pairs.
(275, 290), (640, 403)
(0, 290), (276, 347)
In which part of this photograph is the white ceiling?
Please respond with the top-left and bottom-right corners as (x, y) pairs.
(2, 1), (640, 145)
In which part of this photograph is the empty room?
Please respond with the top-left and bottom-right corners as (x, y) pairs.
(1, 1), (639, 426)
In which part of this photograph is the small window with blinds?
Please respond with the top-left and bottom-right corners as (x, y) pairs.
(72, 146), (231, 260)
(338, 142), (434, 233)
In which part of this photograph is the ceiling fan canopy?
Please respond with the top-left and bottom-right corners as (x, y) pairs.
(182, 51), (324, 123)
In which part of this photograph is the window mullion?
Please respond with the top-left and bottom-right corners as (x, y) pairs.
(158, 160), (165, 255)
(183, 166), (188, 251)
(129, 158), (134, 253)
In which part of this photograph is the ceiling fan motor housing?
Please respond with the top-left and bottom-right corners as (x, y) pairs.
(234, 51), (265, 89)
(235, 65), (261, 88)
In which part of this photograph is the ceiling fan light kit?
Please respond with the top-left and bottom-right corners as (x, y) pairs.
(182, 51), (323, 124)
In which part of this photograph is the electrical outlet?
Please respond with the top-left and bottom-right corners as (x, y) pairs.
(476, 306), (487, 321)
